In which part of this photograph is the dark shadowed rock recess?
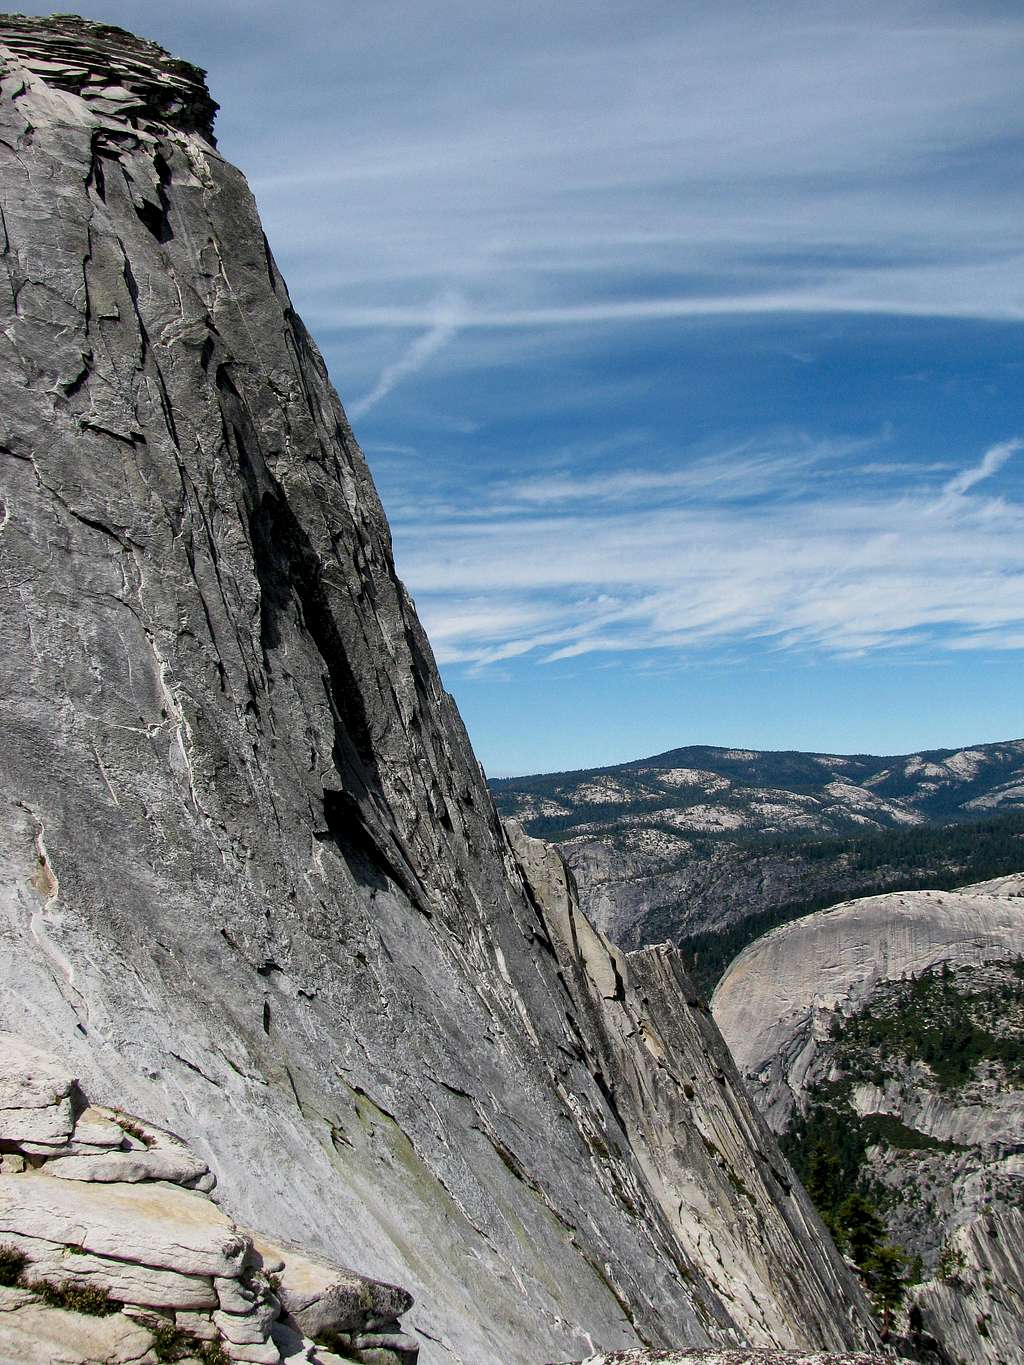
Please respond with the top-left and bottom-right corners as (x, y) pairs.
(0, 16), (879, 1364)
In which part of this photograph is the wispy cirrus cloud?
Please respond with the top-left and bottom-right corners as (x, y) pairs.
(194, 0), (1024, 389)
(494, 434), (878, 507)
(940, 437), (1022, 499)
(349, 293), (467, 417)
(393, 437), (1024, 669)
(320, 272), (1024, 333)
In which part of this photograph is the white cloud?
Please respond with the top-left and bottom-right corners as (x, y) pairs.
(948, 631), (1024, 652)
(349, 293), (466, 417)
(392, 438), (1024, 668)
(205, 0), (1024, 343)
(495, 434), (879, 507)
(322, 271), (1024, 331)
(941, 438), (1022, 499)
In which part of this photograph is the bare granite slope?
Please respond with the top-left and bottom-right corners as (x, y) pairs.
(712, 887), (1024, 1132)
(713, 880), (1024, 1364)
(0, 16), (877, 1365)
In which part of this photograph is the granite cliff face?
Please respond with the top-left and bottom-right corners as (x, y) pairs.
(0, 16), (877, 1365)
(711, 878), (1024, 1134)
(712, 875), (1024, 1365)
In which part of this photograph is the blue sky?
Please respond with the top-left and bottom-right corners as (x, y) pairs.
(19, 1), (1024, 773)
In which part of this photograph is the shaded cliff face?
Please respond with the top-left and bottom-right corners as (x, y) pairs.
(0, 17), (877, 1364)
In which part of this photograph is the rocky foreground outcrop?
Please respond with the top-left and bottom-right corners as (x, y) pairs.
(0, 15), (877, 1365)
(0, 1033), (419, 1363)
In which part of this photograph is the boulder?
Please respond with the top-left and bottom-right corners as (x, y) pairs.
(73, 1107), (137, 1148)
(0, 1101), (74, 1146)
(18, 1105), (131, 1157)
(0, 1228), (217, 1309)
(44, 1143), (209, 1186)
(175, 1308), (220, 1340)
(0, 1294), (156, 1364)
(0, 1172), (247, 1277)
(349, 1330), (421, 1363)
(223, 1339), (282, 1363)
(255, 1236), (411, 1338)
(216, 1304), (279, 1344)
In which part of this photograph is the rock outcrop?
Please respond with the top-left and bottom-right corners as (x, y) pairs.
(0, 1033), (418, 1363)
(0, 16), (878, 1364)
(506, 827), (874, 1352)
(711, 886), (1024, 1133)
(712, 881), (1024, 1365)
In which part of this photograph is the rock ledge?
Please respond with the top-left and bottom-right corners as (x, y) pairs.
(0, 1033), (419, 1365)
(0, 11), (217, 139)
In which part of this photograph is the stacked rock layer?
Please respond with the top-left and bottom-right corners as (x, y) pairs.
(0, 1033), (419, 1363)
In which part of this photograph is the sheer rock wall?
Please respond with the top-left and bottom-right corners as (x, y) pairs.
(0, 17), (876, 1364)
(911, 1209), (1024, 1365)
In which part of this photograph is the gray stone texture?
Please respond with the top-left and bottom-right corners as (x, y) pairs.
(556, 1354), (909, 1365)
(911, 1208), (1024, 1365)
(712, 887), (1024, 1132)
(0, 1032), (422, 1362)
(0, 17), (877, 1364)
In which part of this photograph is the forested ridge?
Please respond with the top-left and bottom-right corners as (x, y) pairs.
(490, 740), (1024, 994)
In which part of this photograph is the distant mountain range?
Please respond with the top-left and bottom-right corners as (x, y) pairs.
(490, 739), (1024, 990)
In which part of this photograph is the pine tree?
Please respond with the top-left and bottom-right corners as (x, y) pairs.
(834, 1192), (883, 1269)
(864, 1242), (908, 1340)
(804, 1142), (842, 1230)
